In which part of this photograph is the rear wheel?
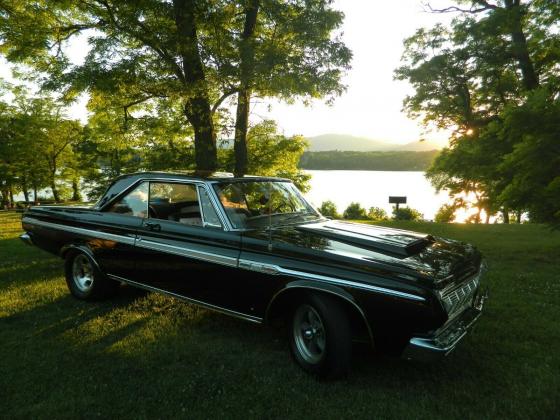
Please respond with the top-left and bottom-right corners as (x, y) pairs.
(64, 250), (117, 300)
(289, 293), (352, 378)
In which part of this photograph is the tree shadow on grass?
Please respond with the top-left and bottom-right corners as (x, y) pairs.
(0, 283), (538, 419)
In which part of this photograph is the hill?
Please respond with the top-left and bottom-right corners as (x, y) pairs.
(298, 150), (439, 171)
(306, 133), (442, 152)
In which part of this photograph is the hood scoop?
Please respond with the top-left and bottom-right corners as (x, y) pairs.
(296, 220), (434, 258)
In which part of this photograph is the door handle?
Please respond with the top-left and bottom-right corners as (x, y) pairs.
(144, 221), (161, 231)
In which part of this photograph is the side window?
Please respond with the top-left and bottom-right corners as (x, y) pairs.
(106, 182), (148, 217)
(149, 182), (202, 226)
(198, 187), (223, 228)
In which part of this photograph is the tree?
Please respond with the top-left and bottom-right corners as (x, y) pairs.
(221, 120), (310, 191)
(319, 200), (340, 219)
(0, 0), (351, 175)
(396, 1), (560, 224)
(343, 202), (367, 220)
(435, 204), (457, 223)
(0, 0), (223, 170)
(367, 207), (388, 221)
(230, 0), (351, 175)
(498, 90), (560, 227)
(392, 206), (423, 221)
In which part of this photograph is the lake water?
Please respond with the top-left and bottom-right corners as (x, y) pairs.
(304, 170), (451, 221)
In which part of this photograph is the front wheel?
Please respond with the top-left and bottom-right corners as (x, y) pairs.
(64, 250), (117, 300)
(289, 293), (352, 378)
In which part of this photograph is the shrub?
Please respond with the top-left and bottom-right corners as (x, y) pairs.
(392, 206), (423, 221)
(343, 202), (368, 220)
(319, 200), (340, 219)
(434, 204), (456, 223)
(367, 207), (388, 221)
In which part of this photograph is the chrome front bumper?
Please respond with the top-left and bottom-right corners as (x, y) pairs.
(402, 289), (488, 362)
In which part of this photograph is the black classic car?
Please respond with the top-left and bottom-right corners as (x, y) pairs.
(20, 171), (487, 377)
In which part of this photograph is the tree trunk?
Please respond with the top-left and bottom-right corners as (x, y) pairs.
(485, 212), (490, 224)
(234, 89), (250, 176)
(233, 0), (260, 176)
(22, 176), (29, 203)
(50, 169), (60, 202)
(183, 99), (218, 171)
(51, 182), (60, 202)
(33, 184), (38, 203)
(1, 189), (9, 209)
(71, 178), (81, 201)
(173, 0), (217, 171)
(502, 208), (510, 224)
(9, 187), (14, 208)
(504, 0), (539, 90)
(516, 210), (522, 224)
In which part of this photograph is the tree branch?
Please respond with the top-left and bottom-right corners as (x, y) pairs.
(423, 1), (498, 14)
(211, 88), (238, 115)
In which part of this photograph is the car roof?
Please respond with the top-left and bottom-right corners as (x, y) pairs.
(94, 171), (291, 209)
(116, 171), (290, 183)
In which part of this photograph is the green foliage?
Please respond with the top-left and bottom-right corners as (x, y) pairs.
(367, 207), (388, 221)
(397, 1), (560, 226)
(343, 202), (368, 220)
(0, 86), (85, 204)
(299, 150), (439, 171)
(0, 0), (351, 173)
(434, 204), (457, 223)
(319, 200), (340, 219)
(221, 120), (310, 191)
(498, 90), (560, 227)
(392, 206), (423, 221)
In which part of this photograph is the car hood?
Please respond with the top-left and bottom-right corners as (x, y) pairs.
(272, 220), (481, 286)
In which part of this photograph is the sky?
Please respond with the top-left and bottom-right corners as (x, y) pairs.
(250, 0), (455, 145)
(0, 0), (454, 146)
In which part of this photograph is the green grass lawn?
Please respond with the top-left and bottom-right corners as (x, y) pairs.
(1, 211), (559, 419)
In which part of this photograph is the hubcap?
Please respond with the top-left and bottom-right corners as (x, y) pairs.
(72, 254), (94, 292)
(293, 304), (326, 364)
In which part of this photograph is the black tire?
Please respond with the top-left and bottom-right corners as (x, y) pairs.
(64, 250), (118, 300)
(289, 293), (352, 379)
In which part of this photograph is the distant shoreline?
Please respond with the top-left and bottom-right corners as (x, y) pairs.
(298, 150), (439, 171)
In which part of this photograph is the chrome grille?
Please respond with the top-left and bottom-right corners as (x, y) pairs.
(440, 274), (479, 316)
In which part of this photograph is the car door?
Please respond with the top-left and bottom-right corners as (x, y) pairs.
(131, 181), (254, 316)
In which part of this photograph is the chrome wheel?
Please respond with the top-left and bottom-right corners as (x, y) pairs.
(72, 254), (94, 292)
(293, 304), (326, 364)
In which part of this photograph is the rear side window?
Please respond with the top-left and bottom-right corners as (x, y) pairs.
(149, 182), (202, 226)
(106, 182), (149, 218)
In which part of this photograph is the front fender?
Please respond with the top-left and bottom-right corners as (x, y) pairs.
(265, 279), (375, 347)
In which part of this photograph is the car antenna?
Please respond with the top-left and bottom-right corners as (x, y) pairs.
(268, 181), (273, 252)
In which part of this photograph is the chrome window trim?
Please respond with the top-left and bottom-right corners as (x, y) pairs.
(108, 274), (262, 324)
(148, 180), (203, 225)
(101, 177), (234, 231)
(196, 184), (229, 229)
(23, 217), (425, 302)
(210, 179), (321, 232)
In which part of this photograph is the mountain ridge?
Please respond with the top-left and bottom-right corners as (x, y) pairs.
(305, 133), (443, 152)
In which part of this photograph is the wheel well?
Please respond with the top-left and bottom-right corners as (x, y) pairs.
(265, 287), (374, 347)
(60, 245), (102, 271)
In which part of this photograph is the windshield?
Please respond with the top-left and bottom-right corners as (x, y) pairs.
(213, 181), (321, 229)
